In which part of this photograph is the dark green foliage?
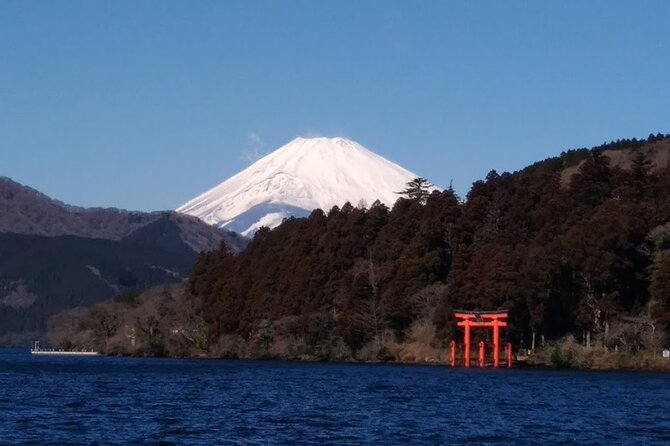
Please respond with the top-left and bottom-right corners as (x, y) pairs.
(0, 231), (197, 339)
(0, 178), (246, 344)
(187, 135), (670, 354)
(569, 151), (613, 208)
(651, 254), (670, 306)
(396, 177), (433, 204)
(189, 191), (457, 351)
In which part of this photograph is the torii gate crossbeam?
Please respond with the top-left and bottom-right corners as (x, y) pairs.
(452, 310), (512, 368)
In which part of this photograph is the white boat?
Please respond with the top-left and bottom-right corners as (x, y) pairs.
(30, 340), (99, 356)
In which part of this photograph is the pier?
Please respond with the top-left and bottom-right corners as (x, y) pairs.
(30, 340), (99, 356)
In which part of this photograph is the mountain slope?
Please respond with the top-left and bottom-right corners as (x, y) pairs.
(177, 134), (670, 359)
(0, 177), (245, 252)
(0, 232), (197, 341)
(0, 177), (246, 344)
(45, 133), (670, 363)
(177, 137), (425, 235)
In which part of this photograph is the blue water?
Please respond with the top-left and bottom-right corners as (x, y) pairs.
(1, 349), (669, 445)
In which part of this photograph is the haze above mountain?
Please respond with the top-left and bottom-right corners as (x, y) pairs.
(177, 137), (428, 236)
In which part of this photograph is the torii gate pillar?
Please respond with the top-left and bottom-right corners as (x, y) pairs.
(454, 310), (510, 368)
(493, 319), (501, 368)
(463, 319), (471, 368)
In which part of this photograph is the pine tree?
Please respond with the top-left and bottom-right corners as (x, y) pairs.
(570, 151), (613, 207)
(396, 177), (433, 204)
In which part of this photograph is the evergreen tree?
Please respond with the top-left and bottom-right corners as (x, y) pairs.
(651, 253), (670, 307)
(396, 177), (433, 204)
(570, 151), (613, 207)
(180, 134), (670, 355)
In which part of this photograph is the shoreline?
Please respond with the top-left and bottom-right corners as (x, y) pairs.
(10, 343), (669, 372)
(40, 349), (669, 373)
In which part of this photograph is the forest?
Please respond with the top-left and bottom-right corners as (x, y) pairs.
(48, 134), (670, 367)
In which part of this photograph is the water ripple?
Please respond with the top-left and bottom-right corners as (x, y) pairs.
(0, 350), (669, 444)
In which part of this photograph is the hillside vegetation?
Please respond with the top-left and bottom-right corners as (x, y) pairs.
(0, 225), (197, 344)
(49, 135), (670, 364)
(0, 178), (245, 345)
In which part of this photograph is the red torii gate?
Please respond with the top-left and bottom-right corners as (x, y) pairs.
(450, 310), (512, 368)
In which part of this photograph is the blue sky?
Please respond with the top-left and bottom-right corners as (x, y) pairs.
(1, 1), (669, 210)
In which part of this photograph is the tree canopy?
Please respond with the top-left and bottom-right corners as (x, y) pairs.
(396, 177), (434, 204)
(46, 134), (670, 361)
(181, 135), (670, 358)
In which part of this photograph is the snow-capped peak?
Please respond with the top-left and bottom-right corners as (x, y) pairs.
(177, 136), (425, 235)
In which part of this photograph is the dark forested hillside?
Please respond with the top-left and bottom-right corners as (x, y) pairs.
(0, 231), (197, 342)
(0, 178), (246, 345)
(48, 134), (670, 362)
(186, 134), (670, 355)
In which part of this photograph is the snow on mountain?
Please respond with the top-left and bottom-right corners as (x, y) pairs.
(177, 137), (424, 236)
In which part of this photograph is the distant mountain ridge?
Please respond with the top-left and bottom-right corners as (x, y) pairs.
(0, 176), (245, 252)
(177, 137), (429, 236)
(0, 232), (196, 339)
(0, 177), (245, 345)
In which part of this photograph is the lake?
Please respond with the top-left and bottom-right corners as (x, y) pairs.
(1, 349), (669, 445)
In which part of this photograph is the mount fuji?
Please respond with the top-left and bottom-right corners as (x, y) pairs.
(177, 137), (424, 237)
